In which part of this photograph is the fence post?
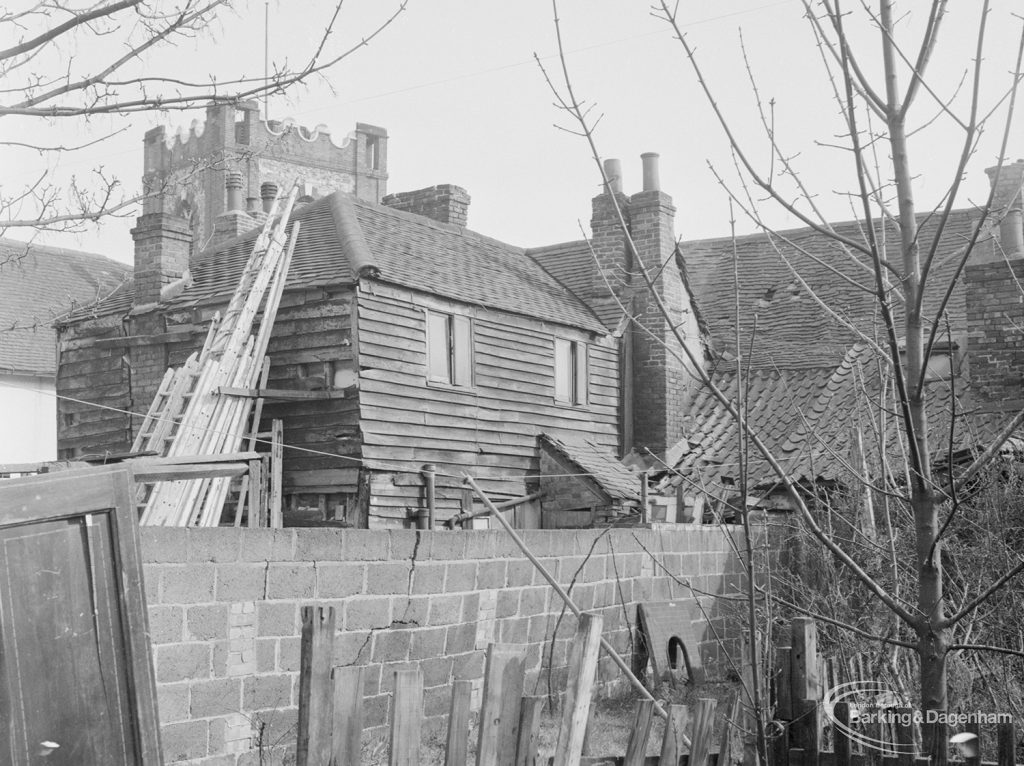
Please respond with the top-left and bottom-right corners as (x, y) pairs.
(896, 706), (916, 766)
(833, 701), (851, 766)
(997, 721), (1016, 766)
(689, 698), (718, 766)
(476, 644), (526, 766)
(390, 668), (423, 766)
(553, 613), (604, 766)
(624, 699), (656, 766)
(660, 704), (691, 766)
(515, 696), (544, 766)
(445, 680), (473, 766)
(330, 666), (364, 766)
(296, 606), (336, 766)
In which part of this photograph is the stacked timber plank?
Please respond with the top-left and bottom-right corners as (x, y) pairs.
(134, 186), (300, 526)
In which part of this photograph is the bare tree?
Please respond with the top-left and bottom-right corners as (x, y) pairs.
(540, 0), (1024, 750)
(0, 0), (406, 235)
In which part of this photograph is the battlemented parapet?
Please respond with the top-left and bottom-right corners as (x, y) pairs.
(142, 101), (388, 252)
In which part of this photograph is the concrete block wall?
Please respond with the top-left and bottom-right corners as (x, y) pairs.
(141, 526), (747, 765)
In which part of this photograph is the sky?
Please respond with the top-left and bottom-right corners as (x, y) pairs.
(4, 0), (1023, 264)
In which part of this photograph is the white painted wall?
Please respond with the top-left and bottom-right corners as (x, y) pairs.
(0, 373), (57, 463)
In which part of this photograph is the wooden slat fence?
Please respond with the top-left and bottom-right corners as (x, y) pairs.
(294, 605), (742, 766)
(771, 618), (1018, 766)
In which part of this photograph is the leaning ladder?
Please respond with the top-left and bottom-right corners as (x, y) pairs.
(135, 185), (300, 526)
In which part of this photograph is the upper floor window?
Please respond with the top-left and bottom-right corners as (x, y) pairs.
(554, 338), (588, 405)
(427, 310), (473, 386)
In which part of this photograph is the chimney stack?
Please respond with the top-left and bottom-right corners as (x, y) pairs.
(586, 153), (701, 458)
(132, 214), (191, 307)
(212, 173), (259, 246)
(382, 184), (470, 227)
(627, 152), (700, 458)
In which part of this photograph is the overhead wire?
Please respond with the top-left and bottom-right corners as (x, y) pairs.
(0, 379), (726, 489)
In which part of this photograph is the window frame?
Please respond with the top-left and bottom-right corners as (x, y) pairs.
(553, 336), (588, 406)
(425, 309), (474, 388)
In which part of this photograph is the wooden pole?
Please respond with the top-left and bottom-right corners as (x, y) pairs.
(659, 704), (690, 766)
(445, 680), (473, 766)
(689, 698), (718, 766)
(422, 463), (436, 529)
(296, 606), (335, 766)
(331, 666), (364, 766)
(389, 668), (423, 766)
(476, 644), (526, 766)
(833, 701), (851, 766)
(997, 721), (1015, 766)
(464, 474), (677, 732)
(552, 613), (604, 766)
(269, 418), (284, 527)
(623, 699), (655, 766)
(640, 470), (649, 524)
(515, 697), (544, 766)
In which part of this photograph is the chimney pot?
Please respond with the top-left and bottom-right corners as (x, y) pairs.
(604, 159), (623, 195)
(246, 196), (259, 214)
(226, 171), (244, 212)
(261, 182), (279, 213)
(641, 152), (661, 192)
(985, 161), (1024, 258)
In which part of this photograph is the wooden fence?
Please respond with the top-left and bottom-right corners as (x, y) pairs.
(771, 618), (1018, 766)
(293, 605), (744, 766)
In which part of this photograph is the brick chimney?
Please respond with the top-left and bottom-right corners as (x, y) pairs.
(382, 185), (470, 227)
(131, 213), (191, 307)
(589, 154), (702, 459)
(965, 161), (1024, 409)
(212, 170), (259, 246)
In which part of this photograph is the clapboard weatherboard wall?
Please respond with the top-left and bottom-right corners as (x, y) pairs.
(57, 183), (626, 527)
(356, 281), (619, 524)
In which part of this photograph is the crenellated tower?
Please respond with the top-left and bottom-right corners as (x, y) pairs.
(141, 101), (388, 252)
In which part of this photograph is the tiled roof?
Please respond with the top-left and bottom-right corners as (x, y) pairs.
(0, 239), (130, 375)
(664, 344), (1023, 496)
(64, 193), (607, 334)
(529, 239), (627, 330)
(540, 432), (640, 501)
(684, 209), (981, 369)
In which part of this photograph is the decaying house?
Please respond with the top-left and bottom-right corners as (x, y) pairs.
(0, 240), (128, 463)
(56, 105), (701, 528)
(57, 101), (1023, 527)
(655, 162), (1024, 511)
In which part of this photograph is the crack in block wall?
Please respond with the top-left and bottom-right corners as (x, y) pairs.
(142, 526), (750, 765)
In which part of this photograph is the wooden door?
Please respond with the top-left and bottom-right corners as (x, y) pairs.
(0, 466), (161, 765)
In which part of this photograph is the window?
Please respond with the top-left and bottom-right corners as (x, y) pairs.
(923, 342), (960, 384)
(426, 310), (473, 386)
(554, 338), (588, 405)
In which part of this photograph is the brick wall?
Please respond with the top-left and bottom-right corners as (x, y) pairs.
(142, 526), (747, 765)
(966, 257), (1024, 408)
(382, 185), (470, 227)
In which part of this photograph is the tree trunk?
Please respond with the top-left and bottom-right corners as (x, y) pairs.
(879, 0), (948, 719)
